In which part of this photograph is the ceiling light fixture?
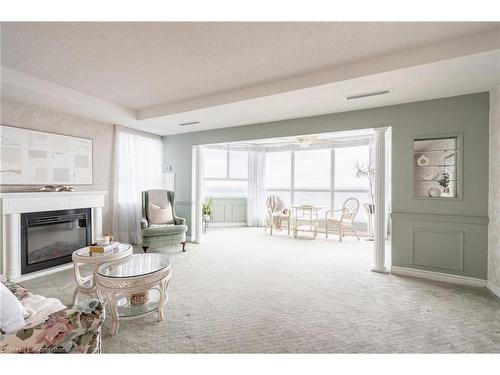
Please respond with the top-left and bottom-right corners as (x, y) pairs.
(179, 121), (200, 126)
(346, 89), (392, 100)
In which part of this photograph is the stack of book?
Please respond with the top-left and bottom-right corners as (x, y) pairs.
(89, 242), (120, 254)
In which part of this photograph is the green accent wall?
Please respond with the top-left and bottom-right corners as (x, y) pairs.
(163, 93), (489, 279)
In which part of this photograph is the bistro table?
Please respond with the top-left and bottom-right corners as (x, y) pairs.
(290, 205), (324, 239)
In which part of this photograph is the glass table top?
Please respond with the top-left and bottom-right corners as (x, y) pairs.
(75, 243), (132, 258)
(97, 254), (170, 278)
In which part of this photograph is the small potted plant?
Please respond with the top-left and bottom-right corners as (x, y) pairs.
(202, 197), (215, 221)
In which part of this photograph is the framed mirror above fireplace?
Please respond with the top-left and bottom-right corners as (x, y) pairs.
(20, 208), (92, 275)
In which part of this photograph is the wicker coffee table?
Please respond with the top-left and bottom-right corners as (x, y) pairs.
(95, 253), (172, 335)
(72, 243), (133, 302)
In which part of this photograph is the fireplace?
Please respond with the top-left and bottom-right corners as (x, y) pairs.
(20, 208), (92, 275)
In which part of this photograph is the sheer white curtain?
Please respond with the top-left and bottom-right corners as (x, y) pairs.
(247, 147), (267, 226)
(112, 126), (163, 244)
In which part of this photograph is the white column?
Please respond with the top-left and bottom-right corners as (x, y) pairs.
(371, 127), (389, 274)
(5, 213), (21, 279)
(194, 146), (204, 243)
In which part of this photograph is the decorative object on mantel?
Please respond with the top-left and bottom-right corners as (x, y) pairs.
(38, 185), (76, 192)
(0, 124), (92, 185)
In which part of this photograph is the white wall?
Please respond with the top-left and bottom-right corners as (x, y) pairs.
(488, 85), (500, 292)
(0, 99), (115, 233)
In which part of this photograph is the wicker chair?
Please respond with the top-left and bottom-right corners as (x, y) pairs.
(325, 197), (360, 242)
(265, 195), (291, 235)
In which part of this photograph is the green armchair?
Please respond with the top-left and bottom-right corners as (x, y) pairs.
(141, 190), (188, 252)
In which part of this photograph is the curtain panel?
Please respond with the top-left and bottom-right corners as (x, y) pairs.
(247, 147), (267, 226)
(112, 126), (163, 244)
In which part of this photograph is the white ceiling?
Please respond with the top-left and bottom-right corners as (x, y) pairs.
(1, 22), (499, 136)
(141, 49), (500, 135)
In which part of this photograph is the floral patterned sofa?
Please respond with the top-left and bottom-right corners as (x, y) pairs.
(0, 279), (104, 354)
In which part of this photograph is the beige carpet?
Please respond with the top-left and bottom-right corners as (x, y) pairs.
(22, 227), (500, 353)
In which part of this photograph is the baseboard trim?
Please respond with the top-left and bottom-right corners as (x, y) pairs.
(486, 281), (500, 299)
(13, 263), (73, 283)
(210, 223), (247, 227)
(391, 266), (486, 288)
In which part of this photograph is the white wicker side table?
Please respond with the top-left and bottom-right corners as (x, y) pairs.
(72, 243), (133, 302)
(95, 253), (172, 336)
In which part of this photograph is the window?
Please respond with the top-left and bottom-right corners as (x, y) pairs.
(334, 146), (369, 189)
(229, 150), (248, 179)
(294, 149), (331, 189)
(204, 148), (227, 178)
(294, 191), (331, 209)
(264, 143), (371, 223)
(204, 146), (248, 197)
(265, 151), (291, 189)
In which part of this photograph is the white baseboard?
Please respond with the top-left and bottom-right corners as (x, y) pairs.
(486, 280), (500, 299)
(390, 266), (486, 288)
(13, 263), (73, 283)
(209, 222), (247, 227)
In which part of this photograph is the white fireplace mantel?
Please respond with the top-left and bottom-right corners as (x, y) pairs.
(0, 191), (107, 281)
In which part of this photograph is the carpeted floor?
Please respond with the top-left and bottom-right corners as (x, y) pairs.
(22, 227), (500, 353)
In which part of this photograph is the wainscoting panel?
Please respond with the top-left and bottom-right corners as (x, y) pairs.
(212, 204), (227, 223)
(208, 197), (247, 225)
(410, 228), (464, 271)
(391, 212), (488, 279)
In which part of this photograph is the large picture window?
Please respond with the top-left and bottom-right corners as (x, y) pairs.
(265, 143), (371, 223)
(204, 146), (248, 197)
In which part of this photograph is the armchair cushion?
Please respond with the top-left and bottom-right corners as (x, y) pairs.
(148, 202), (174, 225)
(142, 223), (188, 237)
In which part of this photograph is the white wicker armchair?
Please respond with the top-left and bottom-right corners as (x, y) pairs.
(325, 197), (361, 242)
(265, 195), (291, 235)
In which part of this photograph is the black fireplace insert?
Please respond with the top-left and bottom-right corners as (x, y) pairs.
(21, 208), (91, 275)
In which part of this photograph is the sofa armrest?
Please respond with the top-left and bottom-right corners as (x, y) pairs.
(174, 216), (186, 225)
(0, 299), (104, 353)
(140, 218), (149, 229)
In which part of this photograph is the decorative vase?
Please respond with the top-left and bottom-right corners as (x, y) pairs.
(416, 154), (430, 166)
(428, 187), (441, 198)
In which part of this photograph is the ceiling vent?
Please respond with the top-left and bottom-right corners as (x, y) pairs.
(346, 89), (392, 100)
(179, 121), (200, 126)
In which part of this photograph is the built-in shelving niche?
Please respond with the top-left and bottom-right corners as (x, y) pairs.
(412, 134), (462, 199)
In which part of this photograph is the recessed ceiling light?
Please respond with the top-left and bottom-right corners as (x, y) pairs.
(346, 89), (392, 100)
(179, 121), (200, 126)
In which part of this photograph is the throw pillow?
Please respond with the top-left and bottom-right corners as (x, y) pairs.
(0, 282), (26, 333)
(148, 202), (174, 225)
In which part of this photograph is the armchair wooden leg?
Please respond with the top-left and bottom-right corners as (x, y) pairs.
(339, 226), (343, 242)
(352, 227), (360, 240)
(181, 241), (186, 252)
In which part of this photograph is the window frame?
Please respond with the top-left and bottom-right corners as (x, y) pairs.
(265, 140), (372, 222)
(203, 145), (248, 197)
